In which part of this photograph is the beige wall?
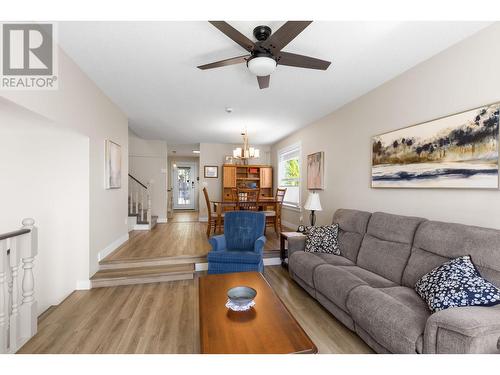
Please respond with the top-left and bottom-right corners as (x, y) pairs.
(129, 130), (168, 221)
(272, 23), (500, 230)
(198, 143), (271, 219)
(0, 98), (89, 313)
(1, 47), (129, 277)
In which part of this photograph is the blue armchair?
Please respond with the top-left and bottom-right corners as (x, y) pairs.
(207, 211), (266, 274)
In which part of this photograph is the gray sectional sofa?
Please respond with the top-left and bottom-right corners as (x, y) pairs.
(288, 209), (500, 354)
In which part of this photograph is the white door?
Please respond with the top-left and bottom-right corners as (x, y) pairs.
(173, 162), (196, 210)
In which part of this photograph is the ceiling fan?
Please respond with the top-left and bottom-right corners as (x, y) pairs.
(197, 21), (332, 89)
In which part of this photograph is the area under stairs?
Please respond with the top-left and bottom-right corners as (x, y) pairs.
(90, 263), (195, 288)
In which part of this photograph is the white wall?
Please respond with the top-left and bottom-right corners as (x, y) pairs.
(129, 130), (168, 221)
(272, 23), (500, 230)
(1, 47), (129, 277)
(0, 98), (89, 314)
(198, 143), (271, 219)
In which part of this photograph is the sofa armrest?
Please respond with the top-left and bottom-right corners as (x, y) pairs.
(254, 235), (266, 255)
(287, 236), (306, 258)
(424, 305), (500, 353)
(209, 235), (226, 252)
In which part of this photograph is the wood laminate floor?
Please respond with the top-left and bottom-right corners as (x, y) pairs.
(170, 211), (199, 223)
(19, 266), (373, 354)
(103, 219), (285, 262)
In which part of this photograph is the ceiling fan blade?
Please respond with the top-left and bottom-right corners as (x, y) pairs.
(197, 55), (250, 70)
(261, 21), (312, 52)
(277, 51), (331, 70)
(209, 21), (256, 52)
(257, 75), (270, 89)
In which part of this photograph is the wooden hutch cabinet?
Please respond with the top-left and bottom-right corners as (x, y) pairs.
(222, 164), (273, 201)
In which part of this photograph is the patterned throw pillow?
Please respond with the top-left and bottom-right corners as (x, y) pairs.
(304, 224), (340, 255)
(415, 255), (500, 313)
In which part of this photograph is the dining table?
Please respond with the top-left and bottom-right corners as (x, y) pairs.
(211, 198), (278, 230)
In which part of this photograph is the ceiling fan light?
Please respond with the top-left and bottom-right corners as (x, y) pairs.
(247, 56), (277, 76)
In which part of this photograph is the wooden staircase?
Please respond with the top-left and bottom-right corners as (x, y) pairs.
(128, 174), (157, 231)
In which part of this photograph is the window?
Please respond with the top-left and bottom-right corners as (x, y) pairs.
(278, 143), (301, 208)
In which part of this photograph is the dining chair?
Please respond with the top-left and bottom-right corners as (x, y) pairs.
(263, 187), (287, 237)
(203, 187), (224, 237)
(236, 188), (260, 211)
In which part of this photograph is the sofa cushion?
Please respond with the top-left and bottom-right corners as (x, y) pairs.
(415, 255), (500, 313)
(357, 212), (425, 284)
(313, 253), (355, 266)
(314, 264), (368, 311)
(347, 285), (430, 353)
(332, 209), (371, 263)
(402, 220), (500, 288)
(289, 252), (354, 288)
(304, 224), (340, 254)
(337, 266), (397, 288)
(289, 251), (325, 288)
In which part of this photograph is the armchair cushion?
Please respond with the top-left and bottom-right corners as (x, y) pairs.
(254, 235), (266, 254)
(209, 235), (226, 252)
(207, 250), (263, 265)
(224, 211), (265, 250)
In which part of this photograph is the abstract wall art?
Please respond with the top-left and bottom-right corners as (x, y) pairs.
(105, 140), (122, 189)
(372, 103), (499, 189)
(307, 151), (325, 190)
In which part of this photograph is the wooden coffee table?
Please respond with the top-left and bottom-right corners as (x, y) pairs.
(198, 271), (317, 354)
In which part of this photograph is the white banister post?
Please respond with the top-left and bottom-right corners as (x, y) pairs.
(0, 239), (7, 353)
(135, 187), (139, 215)
(141, 188), (145, 222)
(19, 218), (38, 341)
(8, 236), (20, 352)
(147, 183), (152, 225)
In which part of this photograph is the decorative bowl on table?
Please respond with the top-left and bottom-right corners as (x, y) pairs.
(226, 286), (257, 312)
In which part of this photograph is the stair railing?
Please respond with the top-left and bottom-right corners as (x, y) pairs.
(128, 174), (152, 225)
(0, 218), (38, 354)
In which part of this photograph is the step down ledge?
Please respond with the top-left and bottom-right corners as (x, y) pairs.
(90, 272), (193, 288)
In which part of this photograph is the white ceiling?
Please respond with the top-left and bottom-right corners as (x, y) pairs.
(58, 21), (491, 145)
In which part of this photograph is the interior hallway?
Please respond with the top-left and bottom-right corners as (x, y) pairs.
(102, 211), (286, 262)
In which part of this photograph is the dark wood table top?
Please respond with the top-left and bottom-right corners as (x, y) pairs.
(198, 271), (317, 354)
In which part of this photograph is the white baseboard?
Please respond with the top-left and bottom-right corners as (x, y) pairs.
(195, 257), (281, 272)
(264, 257), (281, 266)
(157, 217), (168, 223)
(198, 216), (208, 222)
(97, 233), (129, 262)
(195, 262), (208, 271)
(76, 279), (91, 290)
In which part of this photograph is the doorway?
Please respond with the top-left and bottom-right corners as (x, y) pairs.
(172, 162), (197, 210)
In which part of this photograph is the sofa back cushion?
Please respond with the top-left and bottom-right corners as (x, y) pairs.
(357, 212), (426, 284)
(332, 209), (371, 263)
(402, 221), (500, 288)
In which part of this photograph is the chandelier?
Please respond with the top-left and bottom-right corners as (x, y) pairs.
(233, 130), (260, 160)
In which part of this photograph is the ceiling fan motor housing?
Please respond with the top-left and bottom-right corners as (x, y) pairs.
(253, 25), (272, 41)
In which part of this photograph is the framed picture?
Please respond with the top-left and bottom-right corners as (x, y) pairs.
(204, 165), (218, 178)
(372, 102), (499, 189)
(105, 140), (122, 189)
(307, 151), (325, 190)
